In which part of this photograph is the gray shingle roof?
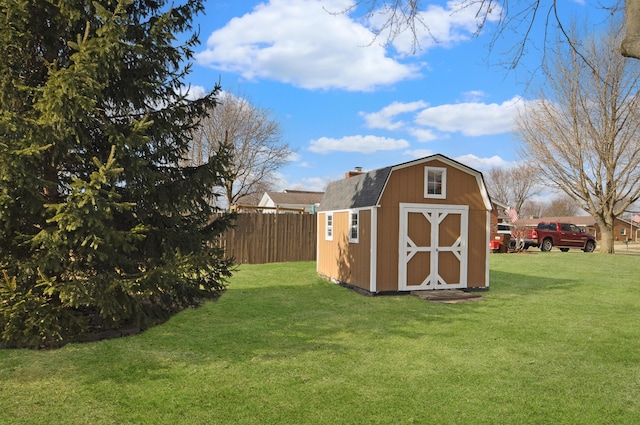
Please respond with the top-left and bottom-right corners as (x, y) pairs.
(318, 167), (392, 211)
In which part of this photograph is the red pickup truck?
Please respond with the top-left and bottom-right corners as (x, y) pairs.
(511, 222), (597, 252)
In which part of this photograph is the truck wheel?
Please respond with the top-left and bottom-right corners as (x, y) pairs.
(560, 248), (569, 252)
(541, 238), (553, 252)
(583, 240), (595, 252)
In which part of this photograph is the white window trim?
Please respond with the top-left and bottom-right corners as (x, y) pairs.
(325, 213), (333, 241)
(424, 166), (446, 199)
(349, 210), (359, 243)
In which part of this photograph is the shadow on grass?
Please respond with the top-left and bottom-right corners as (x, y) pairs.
(7, 261), (585, 388)
(48, 285), (492, 383)
(103, 283), (506, 363)
(489, 269), (580, 296)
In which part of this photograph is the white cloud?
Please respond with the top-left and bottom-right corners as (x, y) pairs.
(405, 151), (514, 171)
(453, 154), (514, 171)
(291, 176), (332, 192)
(414, 96), (528, 136)
(360, 95), (529, 140)
(274, 173), (333, 192)
(407, 127), (439, 142)
(196, 0), (419, 91)
(172, 85), (208, 102)
(461, 90), (487, 102)
(308, 135), (409, 153)
(360, 101), (428, 129)
(286, 151), (302, 162)
(404, 148), (435, 159)
(184, 85), (208, 100)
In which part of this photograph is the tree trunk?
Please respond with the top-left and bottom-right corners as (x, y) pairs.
(222, 178), (238, 209)
(622, 0), (640, 59)
(599, 227), (615, 254)
(42, 153), (60, 203)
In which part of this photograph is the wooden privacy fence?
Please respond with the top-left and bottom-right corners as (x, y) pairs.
(211, 213), (317, 264)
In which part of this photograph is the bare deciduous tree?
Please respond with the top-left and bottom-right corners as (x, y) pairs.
(516, 20), (640, 253)
(541, 194), (582, 217)
(484, 165), (539, 213)
(519, 195), (581, 218)
(335, 1), (640, 61)
(519, 199), (546, 219)
(187, 92), (293, 208)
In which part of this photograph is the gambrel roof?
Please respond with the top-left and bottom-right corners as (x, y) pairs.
(318, 154), (492, 212)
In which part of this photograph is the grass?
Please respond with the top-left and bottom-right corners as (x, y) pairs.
(1, 252), (640, 424)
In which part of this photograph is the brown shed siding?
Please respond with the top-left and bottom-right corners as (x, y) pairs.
(467, 209), (489, 287)
(317, 209), (372, 290)
(374, 207), (400, 292)
(316, 212), (337, 280)
(317, 154), (491, 293)
(373, 162), (488, 290)
(378, 161), (486, 208)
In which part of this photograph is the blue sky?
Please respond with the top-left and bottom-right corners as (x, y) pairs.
(183, 0), (601, 192)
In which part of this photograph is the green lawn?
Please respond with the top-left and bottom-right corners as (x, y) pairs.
(1, 252), (640, 424)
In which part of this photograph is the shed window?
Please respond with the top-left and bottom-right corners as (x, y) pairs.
(325, 213), (333, 241)
(424, 167), (446, 199)
(621, 227), (627, 236)
(349, 211), (359, 243)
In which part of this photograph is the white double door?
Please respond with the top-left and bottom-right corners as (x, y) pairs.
(398, 203), (468, 290)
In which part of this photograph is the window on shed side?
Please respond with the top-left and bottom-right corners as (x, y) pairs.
(325, 213), (333, 241)
(349, 211), (359, 243)
(424, 167), (446, 199)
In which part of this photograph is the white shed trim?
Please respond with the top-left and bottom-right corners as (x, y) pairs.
(370, 206), (378, 293)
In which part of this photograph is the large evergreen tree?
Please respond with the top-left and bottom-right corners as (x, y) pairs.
(0, 0), (234, 348)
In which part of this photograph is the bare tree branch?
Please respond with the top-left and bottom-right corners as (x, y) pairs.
(484, 165), (540, 212)
(327, 1), (639, 67)
(516, 18), (640, 253)
(186, 91), (294, 208)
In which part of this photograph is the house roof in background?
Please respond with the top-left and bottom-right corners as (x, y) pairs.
(265, 190), (324, 205)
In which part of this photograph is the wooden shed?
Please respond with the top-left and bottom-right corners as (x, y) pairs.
(316, 154), (492, 293)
